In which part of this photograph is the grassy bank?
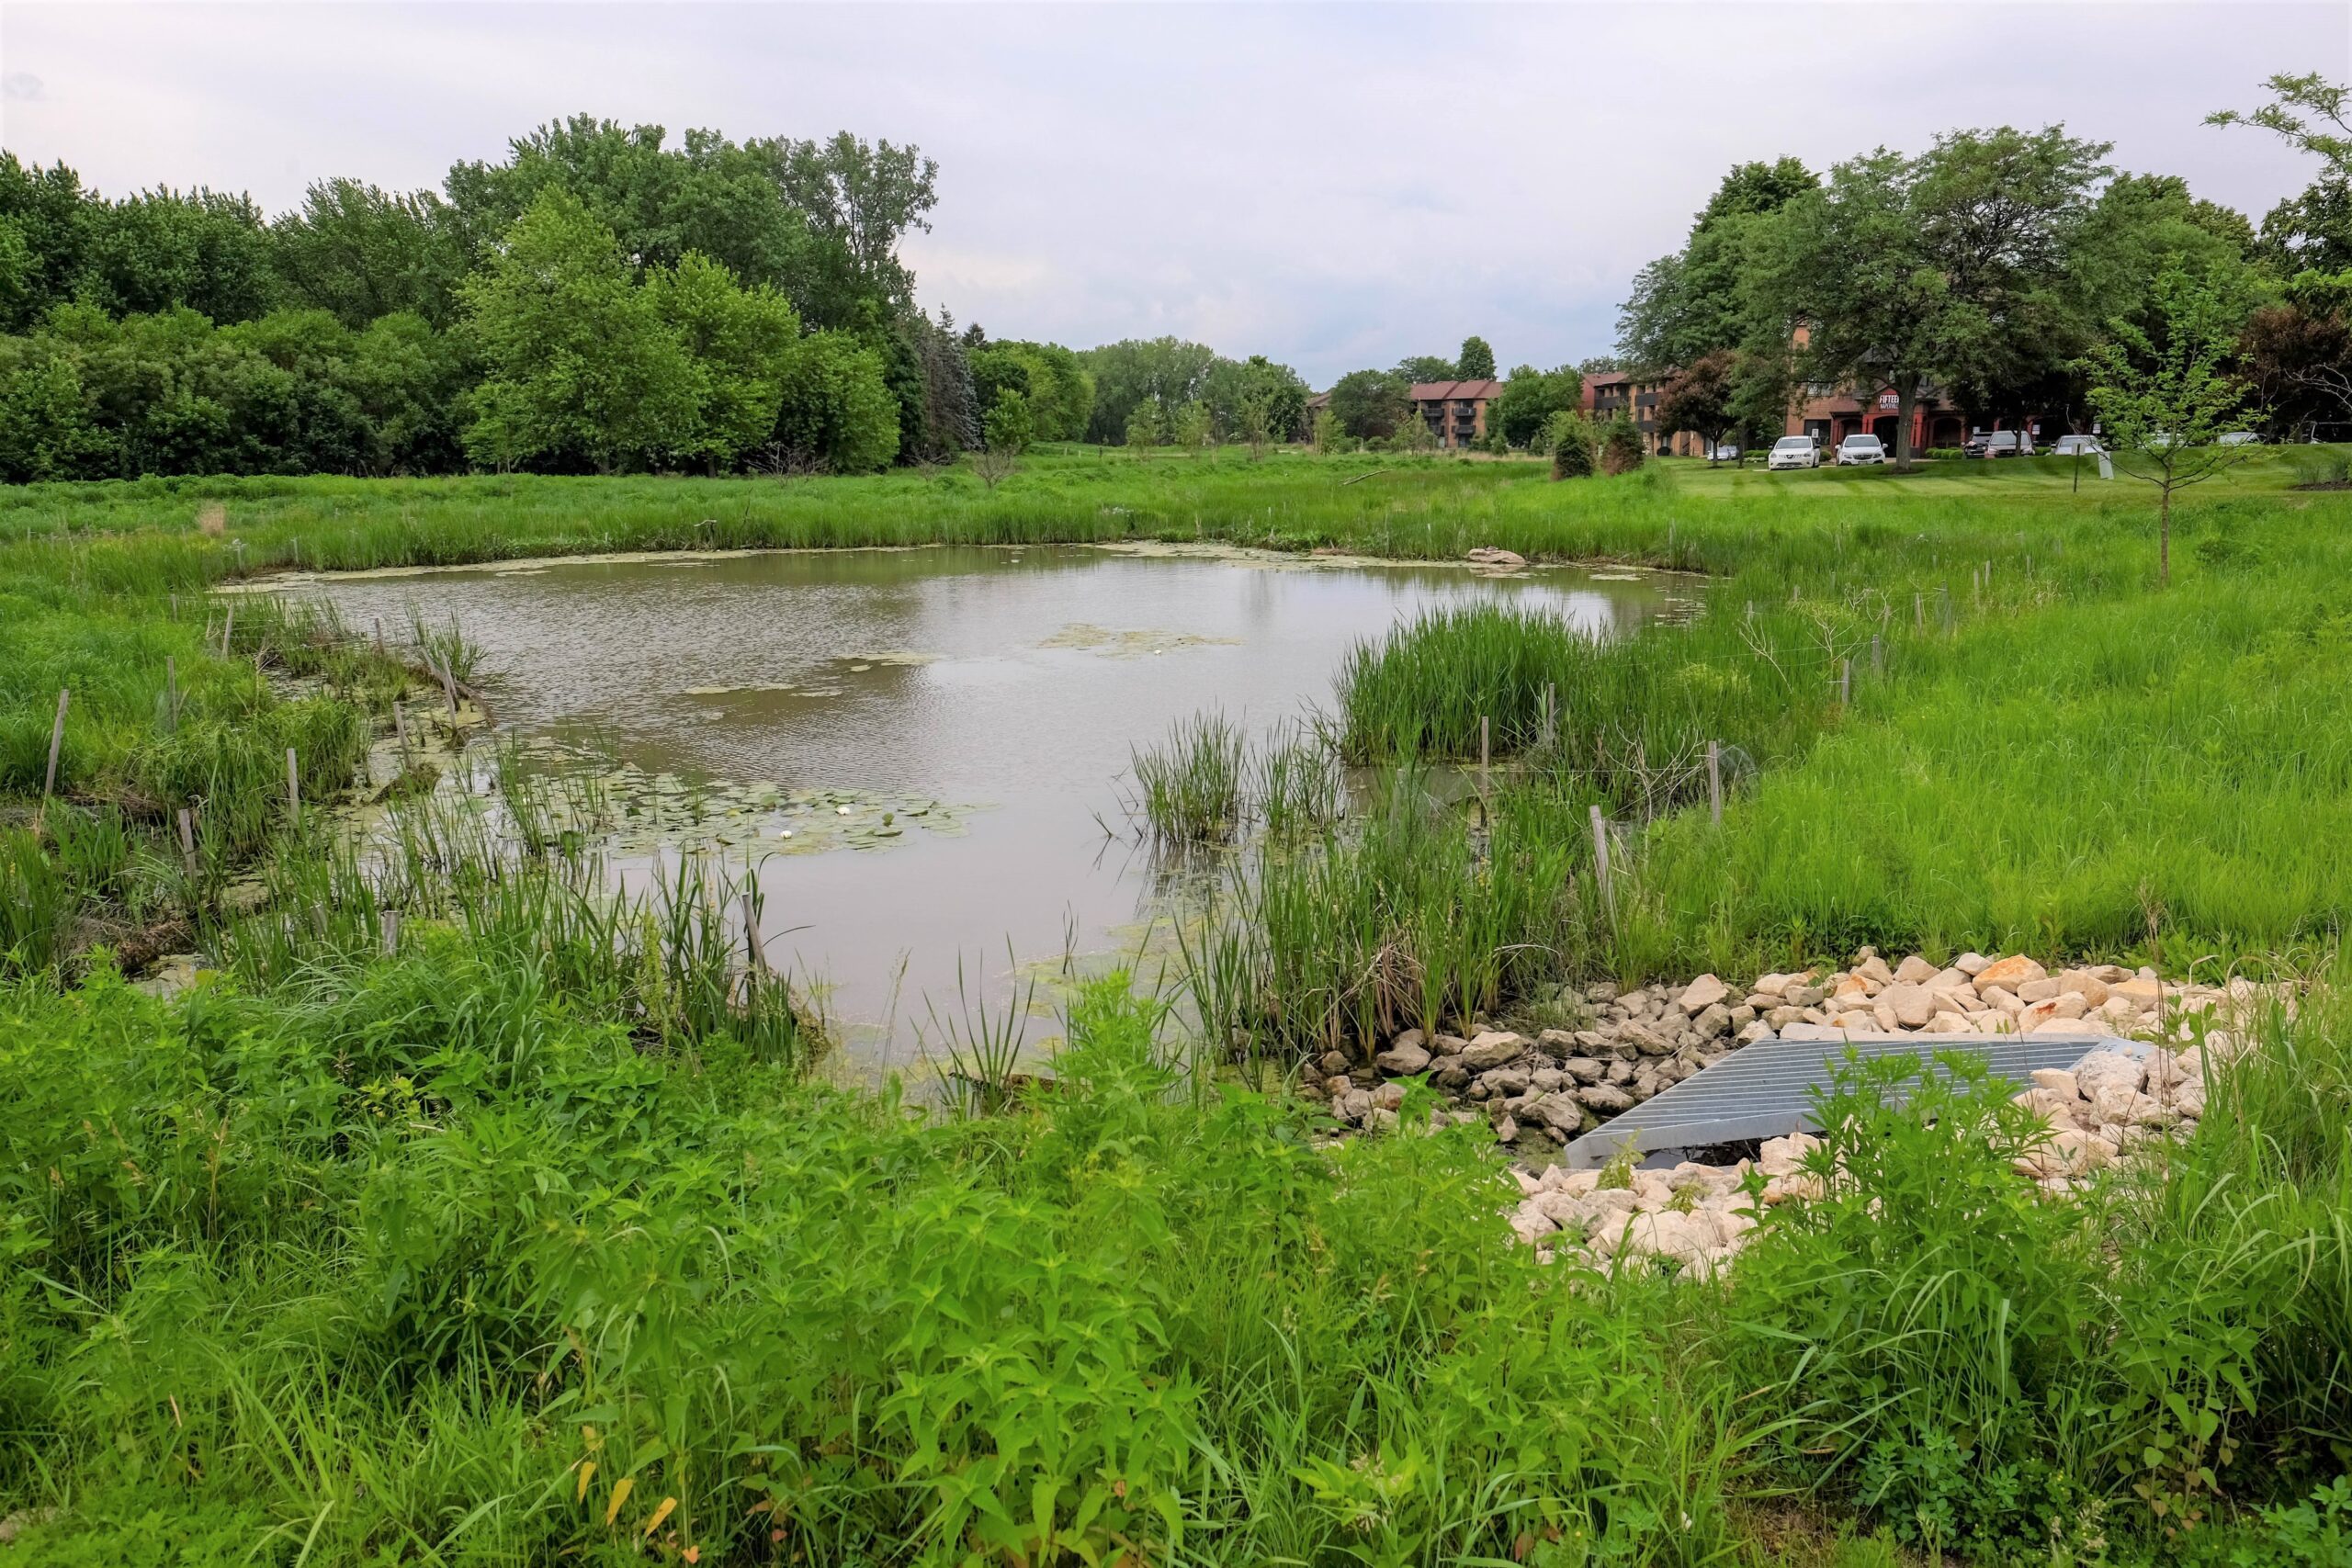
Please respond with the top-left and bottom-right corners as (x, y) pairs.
(5, 448), (2352, 1562)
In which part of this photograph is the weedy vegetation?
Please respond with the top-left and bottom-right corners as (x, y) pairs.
(6, 448), (2352, 1562)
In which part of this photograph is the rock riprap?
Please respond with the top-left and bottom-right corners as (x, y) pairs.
(1303, 946), (2284, 1155)
(1503, 1032), (2234, 1274)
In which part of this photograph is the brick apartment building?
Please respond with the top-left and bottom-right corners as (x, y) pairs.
(1580, 372), (1708, 457)
(1408, 378), (1502, 448)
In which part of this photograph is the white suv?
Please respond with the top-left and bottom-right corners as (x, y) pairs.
(1769, 435), (1821, 470)
(1836, 434), (1887, 466)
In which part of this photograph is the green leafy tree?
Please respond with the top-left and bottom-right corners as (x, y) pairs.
(75, 185), (278, 324)
(1619, 158), (1817, 372)
(967, 339), (1034, 413)
(1080, 337), (1218, 442)
(1326, 368), (1410, 440)
(345, 310), (468, 474)
(972, 389), (1032, 489)
(1454, 335), (1496, 379)
(1394, 405), (1438, 452)
(763, 131), (939, 322)
(1394, 354), (1456, 384)
(271, 177), (466, 329)
(1170, 399), (1214, 453)
(2208, 72), (2352, 175)
(0, 153), (92, 332)
(1549, 412), (1596, 479)
(1202, 354), (1308, 443)
(0, 335), (103, 480)
(2086, 263), (2256, 586)
(1125, 399), (1164, 457)
(1488, 364), (1581, 448)
(458, 188), (702, 473)
(1598, 416), (1645, 475)
(648, 252), (801, 471)
(1310, 407), (1344, 454)
(1232, 389), (1275, 460)
(1753, 129), (2109, 470)
(771, 329), (900, 473)
(1657, 351), (1739, 460)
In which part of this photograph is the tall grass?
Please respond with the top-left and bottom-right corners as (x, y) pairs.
(0, 964), (1749, 1564)
(1721, 984), (2352, 1560)
(1131, 711), (1248, 844)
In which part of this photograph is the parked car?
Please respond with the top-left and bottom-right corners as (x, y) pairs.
(2217, 431), (2265, 446)
(1962, 430), (2036, 458)
(2049, 434), (2103, 457)
(1836, 433), (1887, 466)
(1711, 443), (1742, 461)
(1768, 434), (1821, 470)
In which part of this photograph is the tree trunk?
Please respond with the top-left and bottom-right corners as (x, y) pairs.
(1894, 377), (1919, 472)
(2159, 480), (2172, 587)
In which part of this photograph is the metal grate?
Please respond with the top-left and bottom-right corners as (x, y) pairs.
(1560, 1032), (2129, 1169)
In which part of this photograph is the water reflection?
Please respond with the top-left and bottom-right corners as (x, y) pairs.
(297, 544), (1679, 1067)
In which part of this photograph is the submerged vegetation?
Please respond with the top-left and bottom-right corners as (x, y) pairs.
(5, 446), (2352, 1560)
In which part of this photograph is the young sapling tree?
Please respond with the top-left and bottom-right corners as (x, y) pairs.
(2086, 263), (2255, 586)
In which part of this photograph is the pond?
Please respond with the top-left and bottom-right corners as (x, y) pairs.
(291, 544), (1685, 1070)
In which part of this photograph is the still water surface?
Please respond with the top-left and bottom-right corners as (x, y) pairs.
(300, 545), (1679, 1067)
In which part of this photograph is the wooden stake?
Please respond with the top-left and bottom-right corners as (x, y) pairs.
(1839, 659), (1852, 707)
(741, 893), (768, 974)
(1479, 716), (1490, 789)
(37, 687), (68, 832)
(1542, 682), (1556, 749)
(1590, 804), (1613, 920)
(1707, 740), (1722, 826)
(380, 909), (401, 957)
(393, 698), (409, 761)
(286, 748), (300, 826)
(220, 605), (234, 658)
(1914, 592), (1923, 627)
(373, 615), (385, 655)
(177, 807), (198, 880)
(1871, 633), (1883, 673)
(435, 654), (459, 723)
(165, 656), (178, 731)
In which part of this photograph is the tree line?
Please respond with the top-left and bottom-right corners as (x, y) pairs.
(1615, 73), (2352, 468)
(0, 118), (1319, 482)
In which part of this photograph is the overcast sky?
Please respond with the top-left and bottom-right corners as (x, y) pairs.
(2, 3), (2345, 383)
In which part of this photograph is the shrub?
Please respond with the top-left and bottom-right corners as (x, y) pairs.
(1550, 415), (1595, 479)
(1599, 416), (1645, 475)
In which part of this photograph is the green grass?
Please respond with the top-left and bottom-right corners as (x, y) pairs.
(6, 446), (2352, 1561)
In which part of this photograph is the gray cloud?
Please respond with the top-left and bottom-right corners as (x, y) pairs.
(0, 2), (2342, 383)
(2, 72), (41, 101)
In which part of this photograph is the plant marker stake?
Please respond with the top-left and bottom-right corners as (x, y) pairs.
(287, 749), (300, 827)
(741, 893), (768, 975)
(1543, 682), (1556, 749)
(381, 909), (400, 958)
(221, 605), (235, 657)
(436, 654), (460, 724)
(393, 698), (408, 761)
(373, 615), (385, 655)
(37, 687), (69, 834)
(177, 807), (198, 880)
(1914, 592), (1923, 627)
(165, 656), (178, 731)
(1589, 804), (1613, 921)
(1707, 740), (1722, 826)
(1479, 716), (1490, 790)
(1871, 633), (1883, 674)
